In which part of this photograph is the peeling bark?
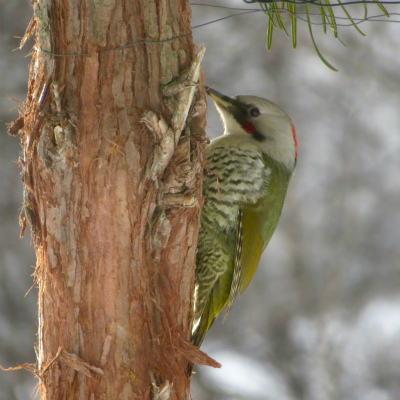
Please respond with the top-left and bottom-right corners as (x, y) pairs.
(18, 0), (207, 398)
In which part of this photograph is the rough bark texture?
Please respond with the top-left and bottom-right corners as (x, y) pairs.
(18, 0), (207, 398)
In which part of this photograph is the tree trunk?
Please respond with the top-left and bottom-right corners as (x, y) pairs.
(19, 0), (207, 398)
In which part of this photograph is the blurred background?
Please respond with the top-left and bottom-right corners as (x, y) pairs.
(1, 1), (400, 399)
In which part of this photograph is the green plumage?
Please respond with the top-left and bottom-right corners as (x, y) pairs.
(190, 87), (297, 351)
(192, 142), (292, 347)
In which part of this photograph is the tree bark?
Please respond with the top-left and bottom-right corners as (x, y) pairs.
(19, 0), (207, 398)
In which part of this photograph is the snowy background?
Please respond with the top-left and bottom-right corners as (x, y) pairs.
(1, 1), (400, 399)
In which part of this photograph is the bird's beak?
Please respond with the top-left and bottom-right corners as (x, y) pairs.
(205, 86), (238, 110)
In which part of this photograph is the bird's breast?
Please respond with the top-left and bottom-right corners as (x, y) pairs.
(201, 145), (271, 233)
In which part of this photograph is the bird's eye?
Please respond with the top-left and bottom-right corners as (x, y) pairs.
(250, 107), (260, 117)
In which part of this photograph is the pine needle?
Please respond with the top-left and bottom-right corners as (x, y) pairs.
(305, 3), (338, 72)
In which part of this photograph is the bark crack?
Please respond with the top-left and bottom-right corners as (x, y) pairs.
(142, 44), (206, 181)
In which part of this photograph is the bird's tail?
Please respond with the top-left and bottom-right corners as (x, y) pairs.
(188, 301), (216, 377)
(191, 299), (215, 348)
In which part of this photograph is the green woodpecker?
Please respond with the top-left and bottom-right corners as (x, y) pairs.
(192, 87), (298, 347)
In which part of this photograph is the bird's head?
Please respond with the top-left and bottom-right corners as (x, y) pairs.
(206, 86), (298, 171)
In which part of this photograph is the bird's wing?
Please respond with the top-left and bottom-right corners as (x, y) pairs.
(223, 206), (264, 318)
(240, 207), (264, 293)
(239, 154), (291, 293)
(223, 208), (243, 320)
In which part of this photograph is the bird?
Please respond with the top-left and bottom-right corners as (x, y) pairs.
(192, 86), (298, 348)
